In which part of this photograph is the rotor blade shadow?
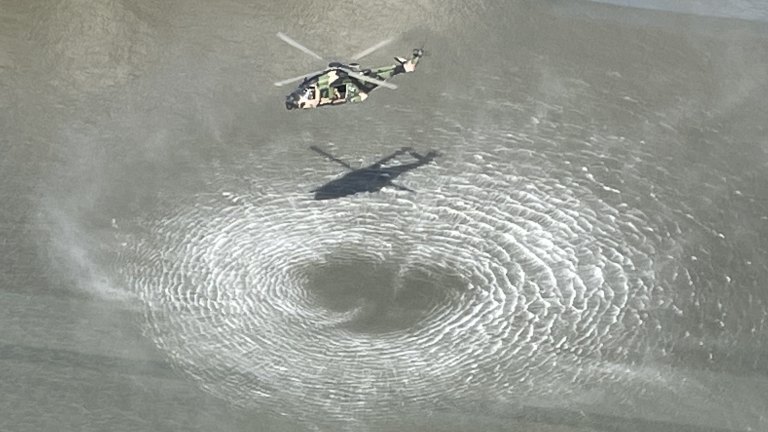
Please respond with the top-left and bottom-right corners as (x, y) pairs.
(309, 145), (354, 170)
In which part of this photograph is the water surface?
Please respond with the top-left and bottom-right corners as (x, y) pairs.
(2, 1), (767, 431)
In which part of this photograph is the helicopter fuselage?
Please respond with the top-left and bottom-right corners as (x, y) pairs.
(285, 63), (375, 110)
(284, 50), (423, 110)
(285, 67), (369, 110)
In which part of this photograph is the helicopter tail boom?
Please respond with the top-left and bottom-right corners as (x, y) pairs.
(360, 48), (424, 88)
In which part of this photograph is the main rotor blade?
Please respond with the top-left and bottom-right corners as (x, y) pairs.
(273, 69), (326, 87)
(350, 37), (393, 61)
(276, 32), (324, 61)
(344, 69), (398, 90)
(309, 146), (354, 170)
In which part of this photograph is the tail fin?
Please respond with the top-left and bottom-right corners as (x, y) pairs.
(399, 49), (424, 73)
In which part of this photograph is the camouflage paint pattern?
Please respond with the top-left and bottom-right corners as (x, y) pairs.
(285, 49), (424, 110)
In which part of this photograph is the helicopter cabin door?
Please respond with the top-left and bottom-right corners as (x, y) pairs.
(330, 83), (348, 104)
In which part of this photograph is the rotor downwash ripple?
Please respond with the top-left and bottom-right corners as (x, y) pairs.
(117, 168), (668, 421)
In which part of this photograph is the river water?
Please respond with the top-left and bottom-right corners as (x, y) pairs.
(1, 1), (767, 431)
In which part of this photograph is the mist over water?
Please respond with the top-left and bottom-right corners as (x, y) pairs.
(3, 1), (768, 431)
(587, 0), (768, 23)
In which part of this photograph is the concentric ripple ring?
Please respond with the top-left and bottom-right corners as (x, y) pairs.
(116, 154), (674, 422)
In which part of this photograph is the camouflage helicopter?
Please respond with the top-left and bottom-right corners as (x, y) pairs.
(273, 32), (424, 110)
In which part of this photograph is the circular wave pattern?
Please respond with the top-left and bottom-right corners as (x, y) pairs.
(117, 158), (672, 422)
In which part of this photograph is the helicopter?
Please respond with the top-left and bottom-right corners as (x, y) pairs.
(274, 32), (424, 110)
(309, 145), (439, 200)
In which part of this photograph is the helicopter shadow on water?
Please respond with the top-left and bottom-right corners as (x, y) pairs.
(308, 145), (439, 200)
